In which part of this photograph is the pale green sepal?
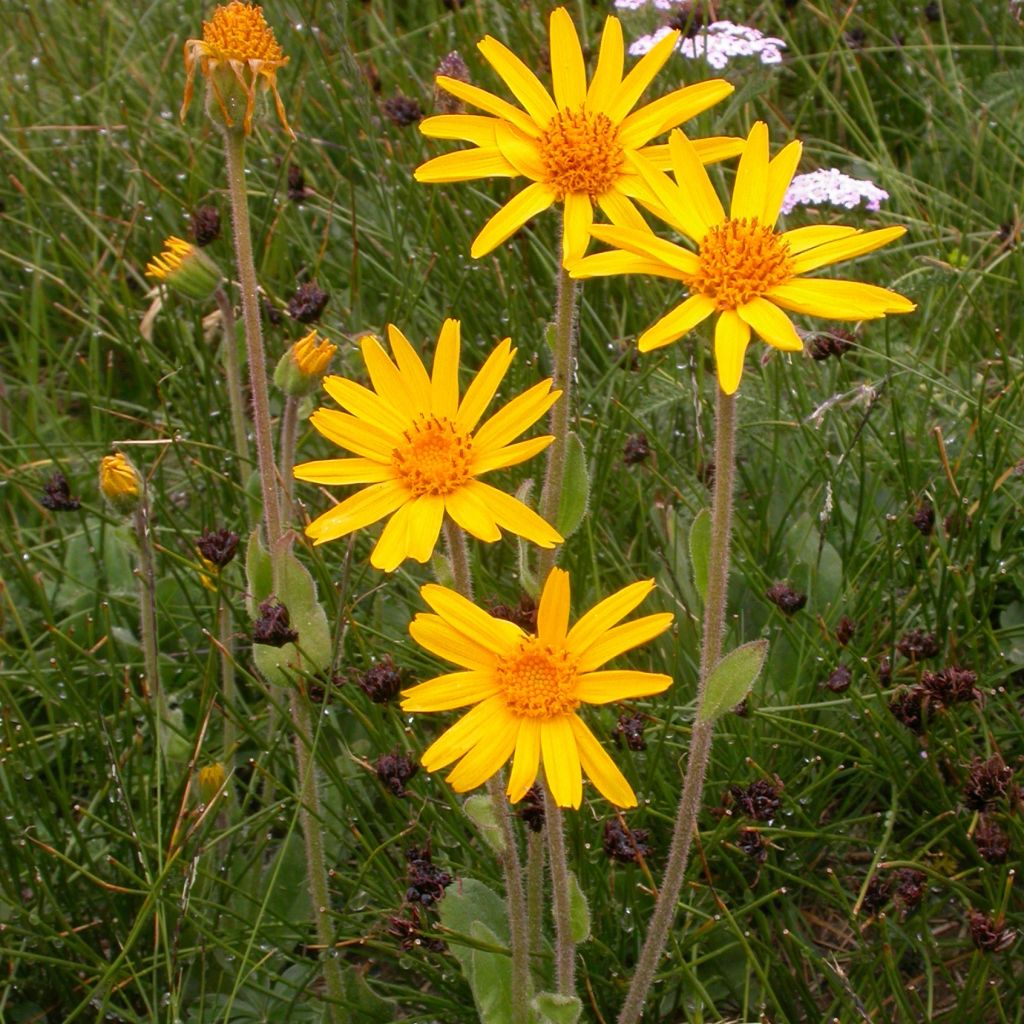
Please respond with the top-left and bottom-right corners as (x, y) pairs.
(533, 992), (583, 1024)
(463, 794), (506, 856)
(555, 431), (589, 539)
(568, 870), (591, 943)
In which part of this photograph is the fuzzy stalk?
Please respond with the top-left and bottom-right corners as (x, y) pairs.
(537, 266), (578, 581)
(443, 518), (531, 1024)
(616, 387), (737, 1024)
(526, 828), (545, 978)
(542, 777), (576, 996)
(212, 285), (251, 487)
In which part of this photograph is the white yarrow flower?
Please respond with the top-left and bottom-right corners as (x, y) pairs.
(628, 20), (786, 68)
(780, 169), (890, 215)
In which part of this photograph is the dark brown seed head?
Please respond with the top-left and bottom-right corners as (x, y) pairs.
(383, 94), (424, 127)
(287, 163), (310, 202)
(41, 471), (80, 512)
(613, 713), (647, 752)
(623, 432), (652, 466)
(835, 616), (856, 646)
(922, 666), (980, 708)
(824, 665), (853, 693)
(888, 686), (926, 733)
(896, 628), (939, 661)
(861, 873), (892, 915)
(356, 655), (404, 704)
(489, 594), (538, 634)
(375, 751), (419, 797)
(602, 818), (653, 864)
(766, 582), (807, 615)
(969, 911), (1016, 953)
(190, 205), (221, 247)
(405, 845), (453, 907)
(252, 599), (298, 647)
(973, 815), (1010, 864)
(911, 500), (935, 536)
(736, 827), (768, 863)
(517, 784), (545, 833)
(809, 328), (855, 361)
(963, 754), (1013, 810)
(435, 51), (469, 114)
(197, 527), (240, 568)
(729, 778), (784, 822)
(287, 281), (330, 324)
(892, 869), (926, 916)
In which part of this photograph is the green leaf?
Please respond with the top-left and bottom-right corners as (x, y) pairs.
(555, 432), (589, 539)
(699, 640), (769, 723)
(688, 508), (711, 602)
(533, 992), (583, 1024)
(463, 793), (505, 856)
(245, 528), (272, 619)
(515, 479), (539, 597)
(469, 921), (513, 1024)
(338, 966), (396, 1023)
(567, 870), (590, 943)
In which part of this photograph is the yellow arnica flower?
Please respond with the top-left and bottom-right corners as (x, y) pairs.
(181, 1), (294, 138)
(402, 568), (673, 809)
(414, 7), (739, 264)
(99, 452), (142, 514)
(145, 236), (222, 299)
(294, 320), (563, 572)
(571, 122), (915, 394)
(274, 329), (338, 396)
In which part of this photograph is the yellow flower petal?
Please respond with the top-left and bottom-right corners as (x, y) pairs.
(433, 75), (541, 137)
(767, 279), (915, 319)
(667, 130), (726, 232)
(414, 147), (518, 183)
(467, 480), (562, 548)
(789, 226), (907, 275)
(431, 319), (461, 420)
(730, 121), (770, 222)
(471, 182), (557, 258)
(308, 408), (396, 460)
(780, 224), (861, 255)
(321, 376), (409, 436)
(507, 719), (541, 802)
(586, 15), (623, 111)
(406, 494), (446, 565)
(630, 148), (709, 242)
(410, 614), (499, 672)
(641, 135), (745, 170)
(386, 324), (432, 398)
(570, 249), (686, 282)
(456, 337), (516, 433)
(637, 294), (716, 352)
(563, 192), (594, 265)
(401, 671), (500, 712)
(537, 567), (570, 645)
(566, 578), (656, 654)
(576, 669), (673, 704)
(473, 378), (560, 453)
(618, 79), (733, 149)
(589, 223), (700, 276)
(606, 27), (681, 123)
(494, 121), (546, 179)
(570, 716), (636, 807)
(370, 498), (416, 572)
(477, 34), (557, 126)
(292, 457), (395, 485)
(360, 334), (417, 412)
(737, 297), (804, 352)
(444, 484), (503, 543)
(549, 7), (587, 110)
(419, 113), (501, 146)
(421, 696), (509, 771)
(714, 309), (752, 395)
(305, 481), (408, 544)
(470, 435), (554, 476)
(576, 612), (674, 673)
(763, 138), (803, 227)
(541, 716), (583, 809)
(596, 189), (649, 231)
(446, 710), (520, 791)
(420, 584), (526, 654)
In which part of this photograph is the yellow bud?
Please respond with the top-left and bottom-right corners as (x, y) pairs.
(197, 762), (228, 805)
(145, 236), (222, 300)
(274, 330), (338, 396)
(99, 453), (142, 514)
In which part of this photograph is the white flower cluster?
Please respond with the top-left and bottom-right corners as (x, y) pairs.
(780, 169), (890, 215)
(614, 0), (676, 9)
(627, 22), (786, 69)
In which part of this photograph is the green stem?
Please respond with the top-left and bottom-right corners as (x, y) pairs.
(537, 266), (578, 581)
(616, 387), (737, 1024)
(526, 828), (545, 980)
(133, 495), (167, 758)
(222, 128), (282, 551)
(218, 596), (237, 761)
(212, 285), (251, 488)
(279, 394), (300, 522)
(542, 778), (576, 997)
(289, 689), (344, 1020)
(443, 518), (531, 1024)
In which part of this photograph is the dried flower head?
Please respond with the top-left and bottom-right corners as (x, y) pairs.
(41, 471), (80, 512)
(252, 598), (298, 647)
(190, 205), (222, 246)
(896, 628), (939, 661)
(376, 751), (419, 797)
(963, 754), (1013, 810)
(922, 665), (980, 708)
(861, 873), (891, 915)
(383, 94), (424, 127)
(809, 328), (855, 361)
(356, 656), (404, 704)
(892, 868), (927, 917)
(623, 432), (652, 466)
(287, 163), (310, 202)
(969, 911), (1016, 953)
(99, 452), (142, 514)
(405, 846), (453, 907)
(603, 817), (653, 864)
(911, 500), (935, 536)
(434, 51), (469, 114)
(197, 527), (240, 568)
(145, 236), (222, 300)
(834, 615), (856, 646)
(613, 712), (647, 751)
(888, 686), (926, 733)
(488, 594), (539, 634)
(824, 664), (852, 693)
(736, 827), (768, 863)
(181, 1), (294, 137)
(766, 581), (807, 614)
(973, 815), (1010, 864)
(287, 281), (330, 324)
(729, 777), (783, 822)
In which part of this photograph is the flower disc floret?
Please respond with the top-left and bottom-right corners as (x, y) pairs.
(693, 218), (793, 310)
(200, 1), (284, 63)
(392, 415), (473, 497)
(498, 638), (580, 718)
(540, 110), (624, 199)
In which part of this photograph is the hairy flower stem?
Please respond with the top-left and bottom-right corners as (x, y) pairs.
(542, 778), (576, 996)
(443, 518), (531, 1024)
(212, 285), (251, 488)
(279, 395), (300, 520)
(218, 597), (238, 760)
(223, 128), (282, 552)
(290, 689), (344, 1020)
(537, 266), (578, 582)
(133, 494), (167, 758)
(223, 126), (341, 1021)
(617, 388), (737, 1024)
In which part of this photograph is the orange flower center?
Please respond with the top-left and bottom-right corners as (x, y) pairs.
(201, 2), (285, 64)
(497, 637), (579, 719)
(539, 108), (624, 200)
(692, 218), (793, 310)
(392, 415), (473, 497)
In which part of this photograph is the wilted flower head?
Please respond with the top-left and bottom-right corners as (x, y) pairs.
(145, 236), (222, 300)
(99, 453), (142, 514)
(274, 330), (338, 396)
(181, 1), (294, 138)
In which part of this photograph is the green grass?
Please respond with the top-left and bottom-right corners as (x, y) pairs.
(1, 0), (1023, 1021)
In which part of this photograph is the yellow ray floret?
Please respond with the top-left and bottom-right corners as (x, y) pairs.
(415, 7), (739, 265)
(570, 122), (915, 394)
(294, 320), (563, 571)
(402, 568), (673, 809)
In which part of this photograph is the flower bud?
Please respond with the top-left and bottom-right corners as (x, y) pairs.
(273, 330), (337, 397)
(197, 762), (227, 805)
(99, 452), (142, 515)
(145, 236), (222, 301)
